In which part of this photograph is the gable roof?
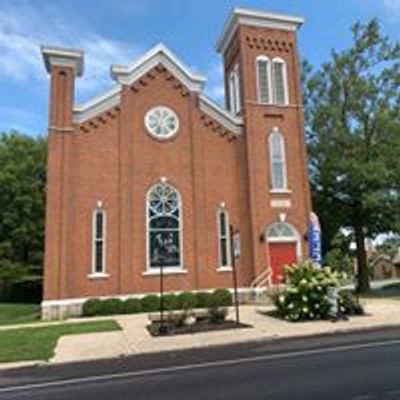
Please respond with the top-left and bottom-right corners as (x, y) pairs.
(198, 94), (243, 136)
(110, 43), (206, 91)
(216, 7), (304, 54)
(72, 43), (242, 135)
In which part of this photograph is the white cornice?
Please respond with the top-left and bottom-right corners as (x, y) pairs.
(111, 43), (207, 91)
(199, 94), (243, 136)
(216, 7), (304, 54)
(41, 45), (84, 76)
(73, 86), (121, 124)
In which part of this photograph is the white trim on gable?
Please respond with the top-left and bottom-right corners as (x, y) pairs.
(73, 86), (121, 124)
(70, 43), (244, 130)
(198, 94), (243, 136)
(111, 43), (207, 91)
(216, 7), (304, 55)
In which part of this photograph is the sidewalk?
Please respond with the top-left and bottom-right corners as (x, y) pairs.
(51, 298), (400, 364)
(1, 298), (399, 368)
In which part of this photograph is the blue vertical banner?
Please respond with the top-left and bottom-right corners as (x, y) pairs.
(309, 212), (322, 266)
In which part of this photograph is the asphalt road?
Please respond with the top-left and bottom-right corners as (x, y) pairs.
(1, 328), (400, 400)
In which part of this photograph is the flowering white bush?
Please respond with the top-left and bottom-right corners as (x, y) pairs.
(273, 260), (347, 322)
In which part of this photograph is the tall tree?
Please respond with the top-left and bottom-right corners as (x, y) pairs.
(303, 19), (400, 293)
(0, 132), (47, 299)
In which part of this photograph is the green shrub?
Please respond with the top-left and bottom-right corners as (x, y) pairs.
(101, 298), (124, 315)
(167, 311), (187, 327)
(195, 292), (211, 308)
(82, 299), (103, 317)
(123, 298), (142, 314)
(208, 307), (228, 324)
(339, 289), (364, 316)
(177, 292), (197, 310)
(161, 294), (179, 311)
(210, 289), (233, 307)
(141, 295), (161, 312)
(274, 260), (347, 322)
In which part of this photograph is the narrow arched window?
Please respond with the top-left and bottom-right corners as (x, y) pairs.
(256, 56), (271, 104)
(92, 207), (106, 274)
(229, 64), (241, 114)
(269, 129), (288, 190)
(147, 182), (182, 269)
(217, 208), (231, 268)
(272, 58), (288, 105)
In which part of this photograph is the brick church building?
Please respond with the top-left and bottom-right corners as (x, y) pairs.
(41, 7), (312, 319)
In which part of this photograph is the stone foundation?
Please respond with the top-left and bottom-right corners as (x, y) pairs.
(41, 288), (273, 320)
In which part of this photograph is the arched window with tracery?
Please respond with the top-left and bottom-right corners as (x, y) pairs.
(147, 182), (182, 269)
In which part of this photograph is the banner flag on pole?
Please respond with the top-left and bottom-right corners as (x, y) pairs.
(309, 212), (322, 266)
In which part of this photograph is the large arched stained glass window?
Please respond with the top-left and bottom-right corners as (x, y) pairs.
(147, 182), (182, 269)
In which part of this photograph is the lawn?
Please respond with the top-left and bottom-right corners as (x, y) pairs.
(0, 320), (121, 363)
(0, 303), (41, 326)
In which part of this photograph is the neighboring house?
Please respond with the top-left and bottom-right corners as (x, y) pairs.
(40, 7), (312, 320)
(370, 250), (400, 280)
(370, 255), (396, 280)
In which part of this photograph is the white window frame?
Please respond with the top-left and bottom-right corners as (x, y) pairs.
(272, 57), (289, 105)
(269, 128), (288, 191)
(217, 208), (232, 270)
(144, 182), (186, 275)
(233, 64), (241, 114)
(229, 70), (236, 113)
(228, 64), (241, 115)
(256, 55), (272, 104)
(90, 207), (108, 278)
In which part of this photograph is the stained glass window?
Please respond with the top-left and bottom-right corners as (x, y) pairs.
(145, 106), (179, 139)
(148, 183), (182, 268)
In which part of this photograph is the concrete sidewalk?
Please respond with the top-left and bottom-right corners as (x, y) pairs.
(48, 298), (400, 364)
(0, 298), (399, 369)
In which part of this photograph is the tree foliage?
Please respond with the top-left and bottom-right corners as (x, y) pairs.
(0, 132), (46, 300)
(303, 19), (400, 292)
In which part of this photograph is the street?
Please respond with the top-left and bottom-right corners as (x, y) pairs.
(1, 328), (400, 400)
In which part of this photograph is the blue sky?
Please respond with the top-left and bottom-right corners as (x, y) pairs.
(0, 0), (398, 135)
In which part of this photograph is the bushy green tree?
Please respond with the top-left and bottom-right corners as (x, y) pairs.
(304, 19), (400, 293)
(0, 131), (46, 299)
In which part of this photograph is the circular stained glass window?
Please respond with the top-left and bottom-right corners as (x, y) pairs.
(145, 106), (179, 139)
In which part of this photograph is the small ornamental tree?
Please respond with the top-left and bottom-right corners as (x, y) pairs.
(274, 261), (347, 321)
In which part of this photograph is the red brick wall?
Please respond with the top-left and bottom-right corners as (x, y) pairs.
(43, 23), (311, 301)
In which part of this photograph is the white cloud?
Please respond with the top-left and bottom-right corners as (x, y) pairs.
(0, 2), (143, 99)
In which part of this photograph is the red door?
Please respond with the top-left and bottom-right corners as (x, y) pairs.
(269, 242), (297, 284)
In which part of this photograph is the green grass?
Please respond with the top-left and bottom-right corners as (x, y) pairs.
(0, 303), (41, 326)
(0, 320), (121, 363)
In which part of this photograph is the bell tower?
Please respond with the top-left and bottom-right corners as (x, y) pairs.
(217, 8), (312, 281)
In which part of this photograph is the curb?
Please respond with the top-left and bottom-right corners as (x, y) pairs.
(1, 322), (400, 371)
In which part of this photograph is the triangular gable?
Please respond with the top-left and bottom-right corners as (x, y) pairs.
(111, 43), (206, 91)
(73, 43), (242, 135)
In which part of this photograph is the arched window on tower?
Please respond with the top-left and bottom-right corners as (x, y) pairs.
(272, 57), (288, 105)
(229, 64), (241, 114)
(147, 182), (182, 270)
(256, 56), (271, 104)
(269, 128), (288, 191)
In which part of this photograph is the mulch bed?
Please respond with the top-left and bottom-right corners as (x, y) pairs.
(147, 319), (252, 337)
